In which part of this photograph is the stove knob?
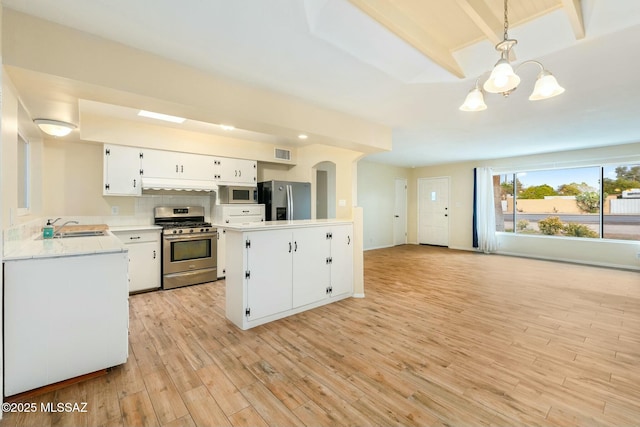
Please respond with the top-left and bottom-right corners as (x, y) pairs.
(179, 229), (183, 234)
(205, 228), (210, 232)
(190, 229), (194, 233)
(172, 230), (177, 234)
(200, 228), (204, 232)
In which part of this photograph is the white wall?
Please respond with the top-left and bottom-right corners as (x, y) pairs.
(357, 159), (410, 250)
(0, 12), (4, 406)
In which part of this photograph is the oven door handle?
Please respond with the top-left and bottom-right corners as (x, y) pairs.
(163, 233), (217, 241)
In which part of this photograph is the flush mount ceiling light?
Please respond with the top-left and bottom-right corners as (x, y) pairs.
(33, 119), (77, 137)
(219, 124), (235, 131)
(459, 0), (565, 112)
(298, 134), (308, 140)
(138, 110), (186, 123)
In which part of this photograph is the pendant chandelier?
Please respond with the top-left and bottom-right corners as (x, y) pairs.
(459, 0), (565, 112)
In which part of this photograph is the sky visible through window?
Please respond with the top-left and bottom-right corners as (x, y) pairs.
(508, 167), (601, 190)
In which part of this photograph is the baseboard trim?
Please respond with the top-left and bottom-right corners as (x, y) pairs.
(352, 293), (365, 298)
(364, 244), (394, 251)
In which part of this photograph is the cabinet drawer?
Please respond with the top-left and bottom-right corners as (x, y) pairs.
(112, 229), (161, 244)
(224, 205), (264, 217)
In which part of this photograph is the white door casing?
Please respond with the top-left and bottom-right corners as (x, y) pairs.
(394, 179), (407, 245)
(418, 177), (450, 246)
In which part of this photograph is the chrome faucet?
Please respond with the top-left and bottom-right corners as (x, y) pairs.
(54, 220), (79, 236)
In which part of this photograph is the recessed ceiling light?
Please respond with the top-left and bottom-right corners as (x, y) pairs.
(298, 134), (308, 140)
(220, 124), (235, 131)
(138, 110), (186, 124)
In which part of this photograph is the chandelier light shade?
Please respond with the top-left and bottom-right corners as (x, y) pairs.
(33, 119), (77, 137)
(460, 82), (487, 111)
(483, 59), (520, 94)
(529, 70), (565, 100)
(460, 0), (565, 111)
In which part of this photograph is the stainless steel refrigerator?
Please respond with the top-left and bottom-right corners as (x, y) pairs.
(258, 180), (311, 221)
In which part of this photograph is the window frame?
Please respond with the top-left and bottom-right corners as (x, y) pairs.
(494, 162), (640, 242)
(17, 132), (31, 216)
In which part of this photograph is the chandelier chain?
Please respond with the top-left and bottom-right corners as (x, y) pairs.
(503, 0), (509, 41)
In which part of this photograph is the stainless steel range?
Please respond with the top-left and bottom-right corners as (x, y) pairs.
(154, 206), (217, 290)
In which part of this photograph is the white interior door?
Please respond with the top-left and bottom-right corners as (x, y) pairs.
(393, 179), (407, 245)
(418, 177), (450, 246)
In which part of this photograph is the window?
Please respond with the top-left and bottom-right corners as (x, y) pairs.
(18, 133), (30, 212)
(496, 164), (639, 241)
(603, 164), (640, 241)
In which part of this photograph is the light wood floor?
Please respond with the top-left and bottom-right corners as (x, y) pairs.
(2, 245), (640, 427)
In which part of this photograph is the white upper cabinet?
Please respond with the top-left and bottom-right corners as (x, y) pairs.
(216, 157), (257, 186)
(103, 144), (142, 196)
(141, 149), (216, 181)
(104, 145), (258, 192)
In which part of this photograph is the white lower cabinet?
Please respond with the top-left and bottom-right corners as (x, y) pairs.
(245, 229), (293, 320)
(225, 222), (353, 329)
(3, 252), (129, 396)
(292, 227), (331, 308)
(329, 224), (354, 297)
(112, 229), (161, 293)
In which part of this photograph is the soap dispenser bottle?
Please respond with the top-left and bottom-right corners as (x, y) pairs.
(43, 219), (54, 239)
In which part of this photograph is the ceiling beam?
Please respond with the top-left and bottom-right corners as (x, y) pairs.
(347, 0), (465, 78)
(560, 0), (585, 39)
(454, 0), (503, 45)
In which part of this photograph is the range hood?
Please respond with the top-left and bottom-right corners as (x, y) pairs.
(141, 177), (218, 192)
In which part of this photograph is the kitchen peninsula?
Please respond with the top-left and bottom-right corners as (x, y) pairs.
(221, 219), (354, 330)
(3, 229), (129, 396)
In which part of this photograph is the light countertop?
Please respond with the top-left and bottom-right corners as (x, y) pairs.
(3, 231), (127, 261)
(110, 225), (163, 232)
(216, 218), (352, 232)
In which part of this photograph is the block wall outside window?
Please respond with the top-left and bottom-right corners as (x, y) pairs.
(494, 164), (640, 242)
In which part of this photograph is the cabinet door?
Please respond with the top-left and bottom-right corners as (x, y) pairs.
(246, 230), (293, 320)
(103, 145), (141, 196)
(236, 159), (257, 184)
(127, 241), (161, 292)
(217, 229), (226, 279)
(292, 227), (331, 308)
(141, 148), (180, 178)
(217, 157), (239, 183)
(113, 230), (161, 292)
(217, 158), (257, 185)
(181, 152), (215, 181)
(330, 225), (354, 297)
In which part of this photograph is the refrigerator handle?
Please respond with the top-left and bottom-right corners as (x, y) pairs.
(286, 184), (293, 220)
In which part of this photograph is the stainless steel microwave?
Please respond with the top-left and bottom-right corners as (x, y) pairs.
(219, 186), (258, 204)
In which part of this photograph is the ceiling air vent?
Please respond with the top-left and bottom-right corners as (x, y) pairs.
(274, 148), (291, 161)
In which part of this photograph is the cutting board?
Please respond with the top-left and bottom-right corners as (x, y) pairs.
(56, 224), (109, 233)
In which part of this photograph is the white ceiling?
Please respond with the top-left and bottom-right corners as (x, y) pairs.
(3, 0), (640, 167)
